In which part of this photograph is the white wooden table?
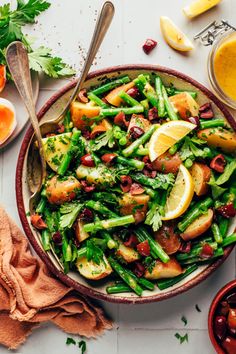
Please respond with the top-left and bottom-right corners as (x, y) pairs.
(1, 0), (236, 353)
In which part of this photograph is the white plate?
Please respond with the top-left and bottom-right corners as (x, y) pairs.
(0, 71), (39, 150)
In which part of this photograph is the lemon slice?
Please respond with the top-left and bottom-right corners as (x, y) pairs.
(160, 16), (194, 52)
(183, 0), (222, 19)
(149, 120), (196, 162)
(162, 164), (194, 220)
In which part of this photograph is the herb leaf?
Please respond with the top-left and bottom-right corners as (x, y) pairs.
(145, 201), (162, 232)
(175, 332), (188, 344)
(86, 239), (104, 265)
(66, 337), (76, 345)
(59, 203), (82, 229)
(78, 340), (86, 354)
(181, 315), (187, 326)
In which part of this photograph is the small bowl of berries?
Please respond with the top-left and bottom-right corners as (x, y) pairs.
(208, 280), (236, 353)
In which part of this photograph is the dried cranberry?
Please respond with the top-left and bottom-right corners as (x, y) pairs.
(80, 208), (94, 222)
(200, 110), (214, 119)
(81, 128), (91, 140)
(133, 261), (145, 277)
(214, 316), (227, 341)
(101, 153), (117, 165)
(130, 183), (145, 195)
(137, 240), (150, 256)
(179, 241), (191, 253)
(217, 203), (236, 218)
(148, 107), (158, 121)
(57, 123), (65, 134)
(30, 214), (47, 230)
(187, 116), (200, 128)
(77, 88), (88, 103)
(80, 180), (95, 193)
(200, 243), (214, 258)
(120, 175), (132, 193)
(142, 38), (157, 55)
(124, 234), (139, 248)
(210, 154), (226, 173)
(52, 231), (62, 245)
(129, 126), (144, 139)
(126, 86), (140, 99)
(199, 102), (212, 112)
(80, 153), (95, 167)
(114, 111), (129, 127)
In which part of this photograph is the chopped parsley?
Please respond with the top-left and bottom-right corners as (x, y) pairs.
(181, 316), (187, 326)
(195, 304), (201, 312)
(143, 256), (155, 273)
(66, 337), (76, 345)
(175, 332), (188, 344)
(86, 239), (104, 265)
(78, 340), (86, 354)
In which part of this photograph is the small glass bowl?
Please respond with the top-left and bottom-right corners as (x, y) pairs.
(208, 30), (236, 110)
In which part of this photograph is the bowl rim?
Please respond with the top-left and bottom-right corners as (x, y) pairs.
(208, 279), (236, 353)
(16, 64), (235, 304)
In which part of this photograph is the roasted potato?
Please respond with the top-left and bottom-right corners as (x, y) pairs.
(152, 152), (182, 174)
(46, 175), (81, 205)
(190, 162), (211, 196)
(119, 193), (150, 223)
(144, 257), (182, 280)
(169, 92), (199, 119)
(70, 101), (101, 129)
(74, 219), (89, 243)
(90, 119), (112, 138)
(128, 114), (151, 133)
(42, 132), (72, 172)
(116, 239), (140, 263)
(154, 222), (181, 255)
(76, 255), (112, 280)
(105, 81), (134, 106)
(76, 164), (116, 186)
(197, 128), (236, 153)
(180, 209), (214, 241)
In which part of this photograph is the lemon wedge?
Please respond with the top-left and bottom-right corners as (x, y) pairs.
(160, 16), (194, 52)
(162, 164), (194, 220)
(148, 120), (196, 162)
(183, 0), (222, 19)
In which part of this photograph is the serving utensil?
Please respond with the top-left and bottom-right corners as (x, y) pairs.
(6, 1), (114, 271)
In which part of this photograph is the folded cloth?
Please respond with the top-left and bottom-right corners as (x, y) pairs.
(0, 206), (112, 349)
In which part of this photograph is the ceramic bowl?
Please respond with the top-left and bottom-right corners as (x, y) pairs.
(208, 280), (236, 353)
(16, 64), (236, 304)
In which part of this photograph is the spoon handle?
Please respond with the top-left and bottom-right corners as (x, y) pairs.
(6, 41), (46, 181)
(56, 1), (115, 122)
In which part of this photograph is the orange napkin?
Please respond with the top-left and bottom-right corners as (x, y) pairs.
(0, 206), (112, 349)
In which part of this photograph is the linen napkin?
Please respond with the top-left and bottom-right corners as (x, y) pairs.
(0, 206), (112, 350)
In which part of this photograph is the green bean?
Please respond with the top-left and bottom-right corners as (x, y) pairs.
(106, 283), (132, 294)
(199, 119), (226, 129)
(83, 215), (135, 233)
(41, 229), (51, 251)
(91, 76), (131, 96)
(140, 99), (149, 117)
(162, 85), (179, 120)
(100, 230), (118, 249)
(134, 75), (158, 107)
(184, 158), (193, 169)
(108, 256), (143, 296)
(58, 129), (83, 175)
(122, 125), (157, 157)
(222, 233), (236, 248)
(211, 223), (223, 244)
(175, 90), (197, 99)
(125, 268), (154, 291)
(179, 248), (224, 265)
(36, 197), (46, 214)
(85, 200), (118, 218)
(101, 106), (144, 116)
(117, 155), (145, 170)
(87, 92), (109, 108)
(157, 265), (198, 290)
(176, 242), (218, 261)
(155, 76), (165, 117)
(218, 217), (230, 238)
(63, 111), (72, 132)
(178, 197), (213, 232)
(144, 187), (157, 199)
(119, 90), (141, 107)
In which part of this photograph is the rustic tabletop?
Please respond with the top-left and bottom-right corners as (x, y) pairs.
(0, 0), (236, 353)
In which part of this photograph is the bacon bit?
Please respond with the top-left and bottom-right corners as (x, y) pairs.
(124, 234), (139, 248)
(30, 214), (47, 230)
(120, 175), (132, 193)
(77, 88), (88, 103)
(81, 128), (91, 140)
(179, 241), (191, 253)
(52, 231), (62, 245)
(80, 180), (96, 193)
(200, 243), (214, 258)
(114, 111), (129, 127)
(129, 126), (144, 139)
(200, 110), (214, 119)
(130, 183), (145, 195)
(217, 203), (236, 218)
(137, 240), (151, 256)
(210, 154), (226, 173)
(133, 261), (145, 277)
(148, 107), (158, 121)
(101, 153), (117, 165)
(142, 39), (157, 55)
(57, 124), (65, 134)
(199, 102), (212, 112)
(126, 86), (140, 99)
(80, 208), (94, 222)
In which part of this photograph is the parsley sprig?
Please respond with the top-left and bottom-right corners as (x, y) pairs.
(0, 0), (75, 78)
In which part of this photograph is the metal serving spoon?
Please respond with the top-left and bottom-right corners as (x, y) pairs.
(6, 1), (114, 270)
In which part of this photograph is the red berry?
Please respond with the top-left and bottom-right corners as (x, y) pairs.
(142, 39), (157, 55)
